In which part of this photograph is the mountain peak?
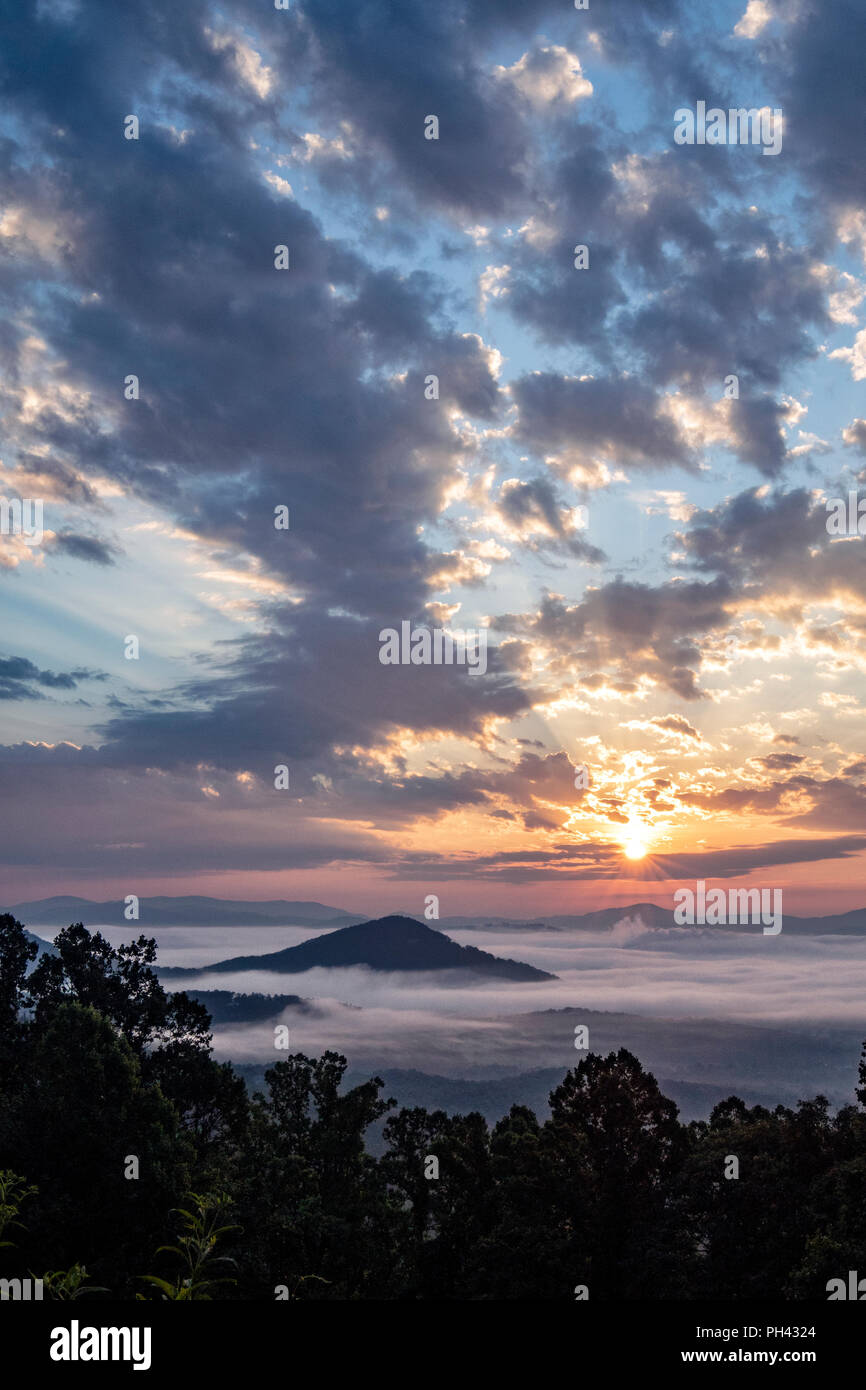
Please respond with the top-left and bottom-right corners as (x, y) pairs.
(160, 913), (557, 983)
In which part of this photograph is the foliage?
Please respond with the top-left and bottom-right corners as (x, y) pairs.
(39, 1264), (108, 1300)
(139, 1191), (240, 1300)
(0, 1168), (36, 1248)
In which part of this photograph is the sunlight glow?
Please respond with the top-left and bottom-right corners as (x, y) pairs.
(621, 823), (651, 860)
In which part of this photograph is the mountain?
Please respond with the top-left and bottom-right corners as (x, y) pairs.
(540, 904), (866, 934)
(228, 1063), (828, 1154)
(8, 895), (865, 935)
(404, 903), (672, 932)
(158, 914), (557, 982)
(5, 895), (359, 929)
(546, 902), (675, 930)
(24, 928), (55, 961)
(340, 1067), (805, 1128)
(438, 903), (866, 934)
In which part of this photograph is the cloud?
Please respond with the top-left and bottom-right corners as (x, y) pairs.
(498, 575), (734, 701)
(479, 263), (510, 310)
(630, 714), (703, 741)
(680, 486), (866, 612)
(204, 28), (274, 100)
(733, 1), (776, 40)
(0, 655), (103, 701)
(493, 45), (592, 107)
(48, 531), (118, 565)
(511, 373), (698, 475)
(830, 328), (866, 381)
(842, 418), (866, 454)
(489, 477), (603, 561)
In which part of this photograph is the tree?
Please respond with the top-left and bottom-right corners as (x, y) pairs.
(548, 1049), (688, 1298)
(28, 925), (209, 1059)
(679, 1095), (837, 1298)
(0, 917), (38, 1102)
(5, 1002), (192, 1294)
(25, 923), (243, 1166)
(236, 1052), (399, 1298)
(0, 916), (37, 1029)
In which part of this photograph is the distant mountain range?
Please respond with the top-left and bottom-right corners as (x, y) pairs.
(158, 914), (556, 982)
(439, 903), (866, 934)
(229, 1063), (852, 1142)
(5, 896), (361, 929)
(8, 895), (866, 935)
(340, 1067), (834, 1129)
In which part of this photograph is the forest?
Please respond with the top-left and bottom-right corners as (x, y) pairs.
(1, 913), (864, 1301)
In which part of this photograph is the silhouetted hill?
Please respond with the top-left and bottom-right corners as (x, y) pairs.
(159, 914), (557, 982)
(183, 989), (313, 1024)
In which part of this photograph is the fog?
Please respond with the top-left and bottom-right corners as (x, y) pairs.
(94, 923), (336, 966)
(89, 920), (866, 1023)
(86, 919), (866, 1098)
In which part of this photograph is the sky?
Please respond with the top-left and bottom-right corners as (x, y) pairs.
(1, 0), (865, 918)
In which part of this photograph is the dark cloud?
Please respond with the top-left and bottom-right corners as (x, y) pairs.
(511, 372), (697, 473)
(49, 532), (118, 565)
(754, 753), (806, 771)
(774, 0), (866, 214)
(620, 239), (826, 397)
(82, 610), (532, 773)
(494, 476), (604, 562)
(0, 655), (104, 700)
(679, 486), (866, 610)
(498, 576), (734, 701)
(679, 772), (866, 834)
(647, 715), (701, 739)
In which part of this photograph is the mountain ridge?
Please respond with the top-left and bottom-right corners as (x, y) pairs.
(8, 895), (865, 934)
(5, 895), (360, 929)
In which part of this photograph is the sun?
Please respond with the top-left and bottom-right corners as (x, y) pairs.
(621, 824), (651, 860)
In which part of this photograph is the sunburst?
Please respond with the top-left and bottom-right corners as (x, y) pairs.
(621, 822), (651, 860)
